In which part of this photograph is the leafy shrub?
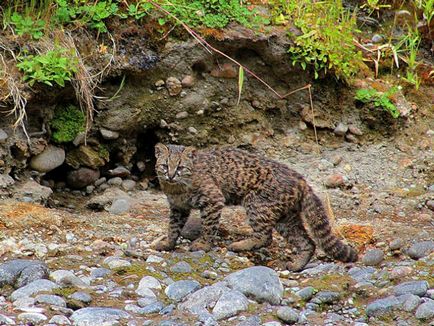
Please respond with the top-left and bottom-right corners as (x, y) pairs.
(77, 0), (118, 33)
(10, 12), (45, 39)
(355, 88), (400, 118)
(50, 105), (85, 143)
(16, 48), (78, 87)
(271, 0), (362, 80)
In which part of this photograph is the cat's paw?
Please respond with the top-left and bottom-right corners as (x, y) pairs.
(153, 239), (175, 251)
(189, 239), (211, 252)
(228, 239), (261, 252)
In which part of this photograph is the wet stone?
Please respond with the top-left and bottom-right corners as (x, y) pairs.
(362, 249), (384, 266)
(276, 306), (299, 324)
(393, 280), (429, 297)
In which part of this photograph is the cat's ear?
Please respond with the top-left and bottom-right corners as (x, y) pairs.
(183, 146), (196, 159)
(155, 143), (168, 158)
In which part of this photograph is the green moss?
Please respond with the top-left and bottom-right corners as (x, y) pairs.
(50, 105), (85, 143)
(52, 287), (77, 297)
(308, 273), (354, 293)
(98, 144), (110, 161)
(113, 263), (165, 280)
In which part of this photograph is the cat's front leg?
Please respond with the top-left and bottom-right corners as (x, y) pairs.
(154, 206), (190, 251)
(190, 197), (224, 252)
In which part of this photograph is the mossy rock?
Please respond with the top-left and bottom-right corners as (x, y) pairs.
(66, 145), (106, 169)
(50, 105), (85, 143)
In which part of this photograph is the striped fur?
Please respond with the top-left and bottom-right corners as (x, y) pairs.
(154, 143), (358, 271)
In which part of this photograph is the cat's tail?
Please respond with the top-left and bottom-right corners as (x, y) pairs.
(301, 184), (358, 263)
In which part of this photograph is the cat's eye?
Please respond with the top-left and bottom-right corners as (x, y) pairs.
(160, 164), (168, 171)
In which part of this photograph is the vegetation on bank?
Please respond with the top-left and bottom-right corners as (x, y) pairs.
(0, 0), (432, 134)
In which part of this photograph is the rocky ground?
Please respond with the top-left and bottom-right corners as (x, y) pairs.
(0, 124), (433, 325)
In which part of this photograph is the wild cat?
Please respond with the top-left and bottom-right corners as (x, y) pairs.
(153, 143), (357, 271)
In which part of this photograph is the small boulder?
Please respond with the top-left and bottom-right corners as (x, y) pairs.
(29, 145), (65, 173)
(67, 168), (100, 189)
(362, 249), (384, 266)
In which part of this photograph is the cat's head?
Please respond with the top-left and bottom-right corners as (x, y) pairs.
(154, 143), (196, 187)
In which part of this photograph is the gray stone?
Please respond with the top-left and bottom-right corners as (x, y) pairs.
(224, 266), (283, 304)
(108, 198), (131, 215)
(69, 291), (92, 304)
(67, 168), (100, 189)
(13, 296), (35, 308)
(175, 111), (188, 119)
(138, 296), (158, 307)
(49, 315), (71, 325)
(333, 123), (348, 136)
(389, 239), (403, 250)
(399, 294), (421, 312)
(122, 180), (136, 191)
(415, 301), (434, 320)
(0, 129), (8, 142)
(108, 177), (123, 186)
(393, 280), (429, 297)
(104, 257), (131, 269)
(237, 316), (261, 326)
(366, 296), (400, 317)
(0, 314), (15, 325)
(50, 270), (87, 288)
(348, 266), (375, 282)
(35, 294), (66, 307)
(165, 280), (201, 302)
(139, 301), (164, 314)
(170, 261), (192, 273)
(179, 283), (230, 312)
(296, 287), (315, 301)
(427, 200), (434, 211)
(30, 145), (65, 172)
(70, 307), (130, 325)
(109, 166), (131, 178)
(276, 306), (299, 324)
(100, 128), (119, 140)
(311, 291), (341, 305)
(372, 34), (384, 43)
(146, 255), (164, 264)
(11, 279), (59, 301)
(0, 174), (14, 188)
(362, 249), (384, 266)
(17, 312), (47, 324)
(14, 180), (53, 202)
(137, 276), (162, 296)
(348, 125), (363, 136)
(212, 290), (249, 320)
(86, 187), (129, 210)
(0, 259), (49, 288)
(90, 267), (111, 279)
(407, 241), (434, 259)
(181, 75), (195, 88)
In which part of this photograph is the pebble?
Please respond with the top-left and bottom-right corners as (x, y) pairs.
(29, 146), (65, 173)
(179, 283), (230, 312)
(175, 111), (189, 119)
(49, 315), (71, 324)
(0, 314), (15, 325)
(400, 294), (421, 312)
(407, 240), (434, 259)
(296, 287), (316, 301)
(390, 266), (413, 280)
(393, 281), (429, 297)
(362, 249), (384, 266)
(333, 123), (348, 136)
(17, 312), (47, 324)
(146, 255), (164, 264)
(180, 217), (202, 241)
(224, 266), (283, 304)
(348, 125), (363, 136)
(122, 180), (136, 191)
(366, 296), (400, 317)
(104, 257), (131, 269)
(170, 261), (192, 273)
(324, 174), (346, 188)
(100, 128), (119, 140)
(69, 292), (92, 304)
(165, 280), (201, 302)
(276, 306), (299, 324)
(415, 301), (434, 320)
(35, 294), (66, 307)
(70, 307), (130, 325)
(310, 291), (341, 305)
(0, 174), (14, 188)
(427, 200), (434, 211)
(212, 290), (249, 320)
(166, 77), (182, 96)
(108, 198), (131, 215)
(67, 168), (100, 189)
(181, 75), (195, 88)
(371, 34), (384, 43)
(50, 270), (88, 288)
(109, 166), (130, 178)
(389, 239), (403, 250)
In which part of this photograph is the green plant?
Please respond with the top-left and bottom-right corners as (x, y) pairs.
(418, 0), (434, 24)
(50, 105), (85, 143)
(355, 87), (400, 118)
(272, 0), (362, 80)
(77, 0), (118, 33)
(17, 47), (79, 87)
(118, 1), (153, 20)
(10, 12), (45, 39)
(159, 0), (267, 29)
